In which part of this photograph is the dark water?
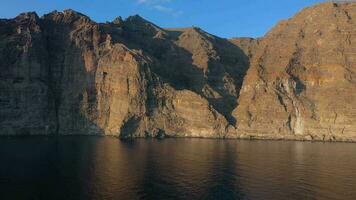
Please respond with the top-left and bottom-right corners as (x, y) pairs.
(0, 137), (356, 200)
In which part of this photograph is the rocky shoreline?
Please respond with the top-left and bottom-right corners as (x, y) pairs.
(1, 133), (355, 143)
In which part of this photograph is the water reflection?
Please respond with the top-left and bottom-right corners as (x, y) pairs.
(0, 137), (355, 200)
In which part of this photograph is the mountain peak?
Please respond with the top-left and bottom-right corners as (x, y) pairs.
(125, 14), (149, 24)
(122, 14), (164, 36)
(113, 16), (123, 25)
(42, 9), (93, 24)
(15, 12), (39, 21)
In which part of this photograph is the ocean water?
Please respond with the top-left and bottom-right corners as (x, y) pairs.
(0, 137), (355, 200)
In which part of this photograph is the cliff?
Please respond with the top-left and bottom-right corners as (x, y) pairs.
(233, 2), (356, 141)
(0, 2), (355, 141)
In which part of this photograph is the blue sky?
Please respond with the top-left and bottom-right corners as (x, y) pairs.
(0, 0), (325, 38)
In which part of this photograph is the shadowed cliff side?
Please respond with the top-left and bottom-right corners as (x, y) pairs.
(0, 10), (248, 138)
(0, 12), (56, 135)
(100, 18), (250, 126)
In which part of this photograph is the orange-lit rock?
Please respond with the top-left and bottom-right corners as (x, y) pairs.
(1, 3), (356, 141)
(233, 2), (356, 141)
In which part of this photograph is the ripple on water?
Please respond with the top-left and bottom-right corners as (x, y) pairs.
(0, 138), (355, 200)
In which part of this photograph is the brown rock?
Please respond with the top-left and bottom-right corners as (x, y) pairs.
(233, 2), (356, 141)
(0, 10), (246, 138)
(1, 3), (356, 141)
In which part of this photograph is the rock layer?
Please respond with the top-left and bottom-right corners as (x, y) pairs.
(0, 2), (355, 141)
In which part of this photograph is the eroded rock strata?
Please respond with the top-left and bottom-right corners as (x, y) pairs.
(0, 2), (355, 141)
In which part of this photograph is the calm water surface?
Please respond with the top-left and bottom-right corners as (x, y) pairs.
(0, 137), (355, 200)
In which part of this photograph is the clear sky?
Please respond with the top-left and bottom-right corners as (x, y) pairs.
(0, 0), (326, 38)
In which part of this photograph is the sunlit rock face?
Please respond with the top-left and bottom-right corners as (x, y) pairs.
(0, 2), (356, 141)
(232, 2), (356, 141)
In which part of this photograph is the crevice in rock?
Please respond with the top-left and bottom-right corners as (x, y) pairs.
(119, 116), (141, 138)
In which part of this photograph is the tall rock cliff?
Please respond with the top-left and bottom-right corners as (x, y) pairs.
(0, 2), (355, 141)
(0, 10), (241, 138)
(0, 12), (55, 135)
(233, 2), (356, 141)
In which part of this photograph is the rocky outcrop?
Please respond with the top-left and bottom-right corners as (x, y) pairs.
(233, 2), (356, 141)
(0, 2), (356, 141)
(0, 10), (245, 138)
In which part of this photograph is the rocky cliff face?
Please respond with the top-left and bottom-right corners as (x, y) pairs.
(232, 2), (356, 141)
(0, 10), (241, 138)
(0, 2), (355, 141)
